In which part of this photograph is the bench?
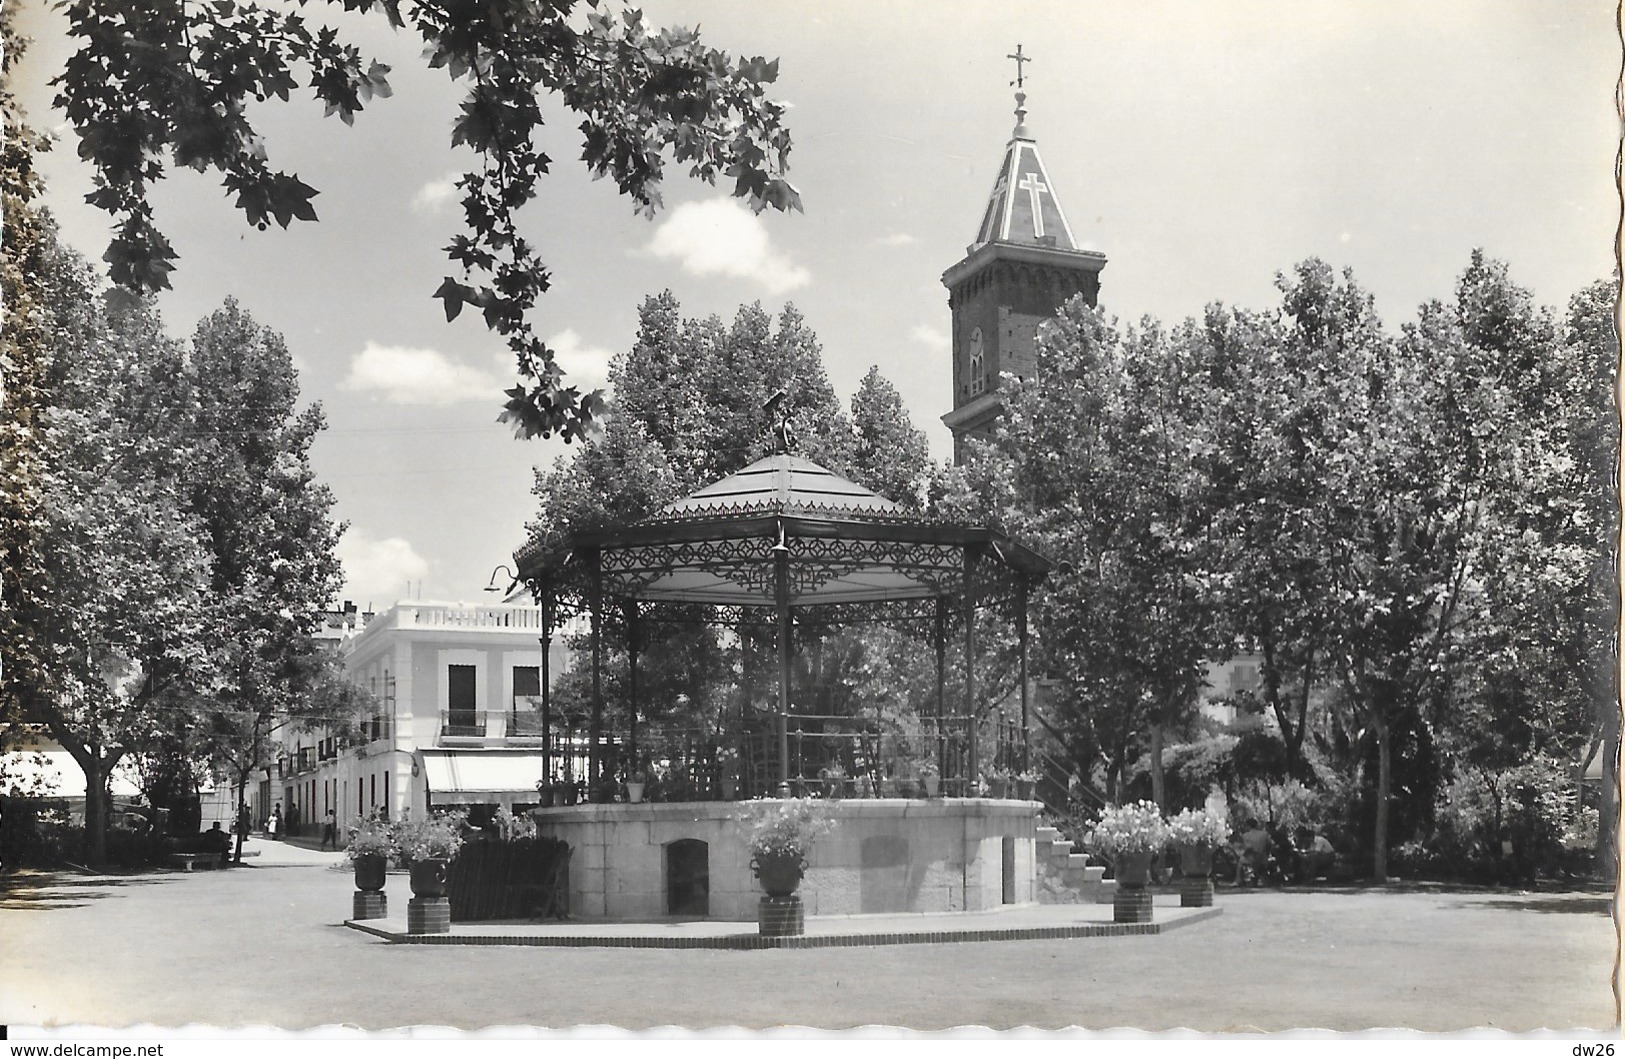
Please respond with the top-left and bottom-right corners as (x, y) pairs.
(168, 852), (227, 871)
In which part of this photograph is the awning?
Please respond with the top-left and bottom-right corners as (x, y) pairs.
(419, 750), (548, 804)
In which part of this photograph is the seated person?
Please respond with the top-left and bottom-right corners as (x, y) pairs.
(1238, 818), (1270, 884)
(1301, 829), (1335, 880)
(201, 821), (231, 863)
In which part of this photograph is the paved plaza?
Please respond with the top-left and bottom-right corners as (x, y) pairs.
(0, 839), (1615, 1033)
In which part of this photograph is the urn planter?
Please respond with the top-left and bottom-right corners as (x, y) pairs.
(1178, 842), (1216, 907)
(1178, 842), (1215, 876)
(751, 850), (808, 937)
(1112, 850), (1156, 924)
(750, 850), (807, 897)
(626, 781), (646, 804)
(351, 853), (389, 920)
(352, 853), (387, 892)
(922, 772), (941, 798)
(1114, 850), (1155, 888)
(409, 857), (450, 898)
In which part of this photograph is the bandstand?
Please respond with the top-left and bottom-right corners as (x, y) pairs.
(512, 450), (1052, 920)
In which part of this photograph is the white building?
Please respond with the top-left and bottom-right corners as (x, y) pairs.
(274, 600), (568, 836)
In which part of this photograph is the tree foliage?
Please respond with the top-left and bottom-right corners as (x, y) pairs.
(53, 0), (802, 440)
(940, 300), (1227, 805)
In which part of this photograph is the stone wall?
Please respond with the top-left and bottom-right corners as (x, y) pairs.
(530, 799), (1041, 921)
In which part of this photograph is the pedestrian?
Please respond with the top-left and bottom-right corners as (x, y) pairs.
(267, 806), (280, 841)
(288, 801), (300, 838)
(321, 808), (337, 851)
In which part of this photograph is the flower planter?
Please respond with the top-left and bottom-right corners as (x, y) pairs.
(750, 850), (807, 897)
(537, 786), (555, 809)
(626, 781), (646, 804)
(922, 773), (941, 798)
(1112, 850), (1157, 923)
(987, 778), (1009, 799)
(1114, 850), (1155, 888)
(1178, 842), (1214, 877)
(352, 853), (387, 892)
(409, 857), (450, 898)
(1177, 841), (1216, 908)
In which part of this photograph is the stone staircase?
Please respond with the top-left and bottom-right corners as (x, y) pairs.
(1034, 824), (1115, 904)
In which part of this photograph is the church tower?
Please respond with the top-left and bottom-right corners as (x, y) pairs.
(942, 51), (1107, 460)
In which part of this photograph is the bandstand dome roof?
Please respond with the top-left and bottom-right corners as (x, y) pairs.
(515, 453), (1048, 611)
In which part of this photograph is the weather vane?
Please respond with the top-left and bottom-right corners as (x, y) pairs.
(764, 388), (794, 455)
(1008, 44), (1030, 90)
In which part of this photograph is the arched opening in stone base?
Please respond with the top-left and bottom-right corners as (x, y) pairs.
(666, 838), (709, 916)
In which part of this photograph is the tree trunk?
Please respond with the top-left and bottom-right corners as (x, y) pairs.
(1289, 648), (1314, 774)
(1148, 721), (1165, 811)
(83, 756), (109, 866)
(232, 772), (249, 865)
(1372, 711), (1391, 883)
(1597, 709), (1619, 879)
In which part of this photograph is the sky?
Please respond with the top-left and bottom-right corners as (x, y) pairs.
(13, 0), (1620, 612)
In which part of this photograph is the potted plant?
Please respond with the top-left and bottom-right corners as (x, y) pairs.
(626, 769), (647, 804)
(1167, 804), (1228, 906)
(737, 797), (835, 898)
(1085, 800), (1169, 923)
(345, 817), (395, 892)
(1167, 805), (1229, 872)
(819, 762), (847, 800)
(1014, 768), (1039, 801)
(396, 811), (468, 898)
(716, 747), (740, 800)
(534, 776), (555, 809)
(918, 760), (941, 798)
(985, 767), (1014, 799)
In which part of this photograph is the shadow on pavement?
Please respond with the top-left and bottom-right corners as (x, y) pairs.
(0, 870), (176, 910)
(1451, 895), (1613, 915)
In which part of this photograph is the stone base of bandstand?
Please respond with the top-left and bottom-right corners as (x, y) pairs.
(1113, 885), (1154, 924)
(1180, 876), (1215, 907)
(759, 895), (805, 937)
(407, 896), (450, 934)
(353, 890), (388, 920)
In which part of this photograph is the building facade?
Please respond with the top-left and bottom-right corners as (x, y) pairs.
(273, 601), (568, 837)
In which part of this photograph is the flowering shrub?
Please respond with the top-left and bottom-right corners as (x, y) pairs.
(344, 817), (397, 862)
(1084, 800), (1168, 856)
(491, 805), (537, 842)
(736, 797), (834, 859)
(1166, 806), (1229, 847)
(395, 811), (468, 861)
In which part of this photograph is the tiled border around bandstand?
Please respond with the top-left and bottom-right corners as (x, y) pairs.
(343, 907), (1221, 949)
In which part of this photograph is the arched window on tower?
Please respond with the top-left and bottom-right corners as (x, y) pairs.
(968, 326), (986, 396)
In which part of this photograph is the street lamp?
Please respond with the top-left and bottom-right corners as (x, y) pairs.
(484, 564), (519, 595)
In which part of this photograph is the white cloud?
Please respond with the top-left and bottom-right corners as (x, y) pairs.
(910, 324), (951, 351)
(411, 174), (461, 215)
(546, 329), (614, 394)
(645, 198), (809, 294)
(878, 232), (918, 247)
(337, 530), (430, 610)
(341, 342), (501, 406)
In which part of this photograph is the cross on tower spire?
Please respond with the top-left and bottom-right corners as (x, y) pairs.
(1007, 44), (1030, 89)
